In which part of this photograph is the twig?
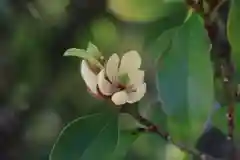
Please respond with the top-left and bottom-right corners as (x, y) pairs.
(133, 115), (221, 160)
(220, 62), (235, 140)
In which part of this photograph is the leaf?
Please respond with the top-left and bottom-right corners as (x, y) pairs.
(107, 0), (186, 22)
(108, 130), (139, 160)
(50, 110), (119, 160)
(156, 13), (214, 147)
(64, 44), (104, 69)
(90, 19), (119, 52)
(165, 144), (187, 160)
(63, 48), (90, 59)
(86, 42), (102, 59)
(227, 0), (240, 81)
(146, 27), (178, 62)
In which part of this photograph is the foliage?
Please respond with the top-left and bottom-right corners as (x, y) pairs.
(1, 0), (239, 160)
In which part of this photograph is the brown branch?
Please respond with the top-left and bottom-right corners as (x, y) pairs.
(133, 115), (225, 160)
(221, 62), (235, 140)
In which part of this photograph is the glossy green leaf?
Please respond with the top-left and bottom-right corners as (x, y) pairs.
(147, 27), (178, 62)
(227, 0), (240, 81)
(156, 13), (214, 147)
(50, 110), (119, 160)
(108, 130), (139, 160)
(107, 0), (185, 22)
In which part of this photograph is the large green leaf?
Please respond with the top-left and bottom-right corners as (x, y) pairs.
(109, 130), (139, 160)
(50, 109), (119, 160)
(156, 12), (214, 146)
(146, 27), (178, 62)
(107, 0), (185, 22)
(227, 0), (240, 81)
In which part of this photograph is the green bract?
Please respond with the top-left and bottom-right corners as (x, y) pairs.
(64, 42), (104, 69)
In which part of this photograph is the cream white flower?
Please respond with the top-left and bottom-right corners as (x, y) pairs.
(80, 49), (146, 105)
(80, 60), (99, 95)
(97, 50), (146, 105)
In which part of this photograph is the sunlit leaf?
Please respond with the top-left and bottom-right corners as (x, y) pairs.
(156, 13), (214, 147)
(63, 48), (89, 59)
(64, 43), (104, 69)
(107, 0), (185, 22)
(165, 144), (187, 160)
(50, 108), (119, 160)
(86, 42), (102, 58)
(90, 19), (119, 51)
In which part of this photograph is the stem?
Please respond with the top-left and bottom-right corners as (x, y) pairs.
(221, 62), (235, 140)
(134, 115), (224, 160)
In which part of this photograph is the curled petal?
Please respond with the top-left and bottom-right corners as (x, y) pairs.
(97, 70), (115, 96)
(119, 50), (141, 74)
(81, 60), (98, 94)
(128, 70), (144, 89)
(127, 83), (146, 104)
(111, 91), (128, 105)
(106, 53), (120, 83)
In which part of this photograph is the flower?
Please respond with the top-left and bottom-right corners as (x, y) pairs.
(95, 51), (146, 105)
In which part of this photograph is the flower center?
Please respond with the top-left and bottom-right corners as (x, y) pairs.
(117, 73), (130, 87)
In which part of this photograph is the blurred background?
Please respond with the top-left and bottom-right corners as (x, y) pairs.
(1, 0), (230, 159)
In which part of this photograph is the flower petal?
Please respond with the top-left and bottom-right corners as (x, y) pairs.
(81, 60), (98, 94)
(128, 70), (144, 89)
(106, 53), (120, 82)
(111, 90), (128, 105)
(127, 83), (146, 104)
(97, 69), (115, 96)
(119, 50), (141, 74)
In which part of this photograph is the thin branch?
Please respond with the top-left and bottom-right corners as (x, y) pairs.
(133, 115), (222, 160)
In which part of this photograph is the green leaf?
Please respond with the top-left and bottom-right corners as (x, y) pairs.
(156, 13), (214, 147)
(227, 0), (240, 81)
(147, 27), (178, 62)
(108, 0), (186, 22)
(64, 43), (104, 69)
(90, 19), (119, 52)
(86, 42), (102, 59)
(109, 130), (139, 160)
(63, 48), (90, 59)
(165, 144), (187, 160)
(50, 110), (119, 160)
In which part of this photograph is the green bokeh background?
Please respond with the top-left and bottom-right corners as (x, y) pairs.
(0, 0), (190, 159)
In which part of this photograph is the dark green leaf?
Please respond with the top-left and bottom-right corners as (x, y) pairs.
(108, 130), (139, 160)
(50, 109), (118, 160)
(227, 0), (240, 81)
(147, 27), (178, 62)
(156, 13), (214, 147)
